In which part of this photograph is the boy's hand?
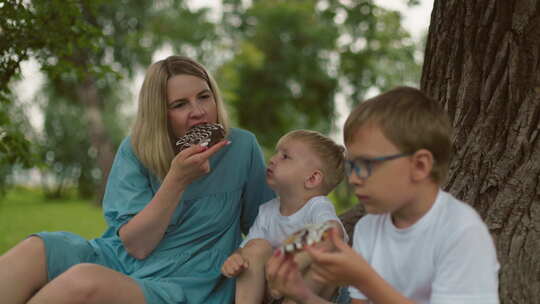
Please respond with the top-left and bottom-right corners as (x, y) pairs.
(305, 227), (369, 287)
(266, 250), (319, 303)
(221, 252), (249, 278)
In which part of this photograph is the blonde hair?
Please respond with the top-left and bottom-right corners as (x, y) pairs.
(131, 55), (230, 180)
(279, 130), (345, 195)
(343, 86), (452, 184)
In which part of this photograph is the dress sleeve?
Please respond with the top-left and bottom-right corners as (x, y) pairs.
(240, 133), (276, 235)
(101, 137), (156, 235)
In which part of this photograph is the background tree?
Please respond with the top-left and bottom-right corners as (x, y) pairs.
(421, 0), (539, 302)
(218, 0), (421, 151)
(3, 0), (218, 201)
(36, 78), (132, 199)
(0, 92), (35, 195)
(216, 0), (422, 212)
(37, 0), (218, 202)
(3, 0), (422, 208)
(0, 0), (68, 194)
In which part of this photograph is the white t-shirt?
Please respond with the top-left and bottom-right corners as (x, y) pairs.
(241, 196), (346, 248)
(349, 190), (500, 304)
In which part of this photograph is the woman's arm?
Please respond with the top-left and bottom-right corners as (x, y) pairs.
(119, 141), (228, 259)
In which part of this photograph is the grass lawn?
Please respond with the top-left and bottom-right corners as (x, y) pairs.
(0, 187), (106, 254)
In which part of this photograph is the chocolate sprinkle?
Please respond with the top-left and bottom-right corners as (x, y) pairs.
(175, 123), (225, 154)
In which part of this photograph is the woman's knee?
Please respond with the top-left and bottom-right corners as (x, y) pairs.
(53, 263), (103, 303)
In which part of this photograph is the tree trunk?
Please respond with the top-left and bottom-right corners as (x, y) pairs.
(421, 0), (540, 302)
(76, 76), (116, 204)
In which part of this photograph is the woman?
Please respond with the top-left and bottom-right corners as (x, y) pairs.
(0, 55), (275, 304)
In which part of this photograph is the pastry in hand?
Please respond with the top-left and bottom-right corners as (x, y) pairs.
(280, 221), (337, 254)
(175, 123), (225, 154)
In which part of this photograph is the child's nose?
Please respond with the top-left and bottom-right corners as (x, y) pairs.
(348, 171), (364, 186)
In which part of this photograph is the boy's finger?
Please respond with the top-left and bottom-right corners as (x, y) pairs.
(311, 262), (333, 284)
(284, 258), (299, 282)
(305, 244), (328, 261)
(234, 259), (244, 270)
(237, 254), (246, 264)
(222, 265), (232, 277)
(275, 257), (291, 283)
(266, 250), (284, 281)
(233, 255), (248, 269)
(310, 268), (327, 284)
(329, 227), (349, 251)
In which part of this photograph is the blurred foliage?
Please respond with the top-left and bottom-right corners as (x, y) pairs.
(217, 0), (421, 151)
(0, 0), (111, 195)
(2, 0), (423, 209)
(1, 0), (218, 199)
(34, 0), (217, 200)
(37, 88), (99, 199)
(217, 0), (421, 210)
(219, 0), (339, 147)
(0, 93), (37, 195)
(329, 180), (355, 214)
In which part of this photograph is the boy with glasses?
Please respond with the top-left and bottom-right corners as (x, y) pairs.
(266, 86), (500, 304)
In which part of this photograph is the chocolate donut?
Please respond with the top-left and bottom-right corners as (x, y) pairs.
(280, 221), (337, 254)
(175, 123), (225, 154)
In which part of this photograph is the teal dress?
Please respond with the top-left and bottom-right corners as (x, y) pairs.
(35, 128), (275, 304)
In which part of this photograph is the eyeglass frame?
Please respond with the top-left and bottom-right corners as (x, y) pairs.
(345, 152), (413, 179)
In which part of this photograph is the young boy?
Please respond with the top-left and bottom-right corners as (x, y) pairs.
(221, 130), (348, 304)
(265, 87), (500, 303)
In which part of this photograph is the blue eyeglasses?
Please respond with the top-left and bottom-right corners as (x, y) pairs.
(345, 153), (412, 179)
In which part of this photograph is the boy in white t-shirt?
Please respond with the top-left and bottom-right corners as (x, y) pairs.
(265, 87), (500, 304)
(221, 129), (348, 304)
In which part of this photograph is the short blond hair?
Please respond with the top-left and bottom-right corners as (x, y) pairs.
(343, 86), (452, 184)
(279, 130), (345, 194)
(131, 55), (230, 180)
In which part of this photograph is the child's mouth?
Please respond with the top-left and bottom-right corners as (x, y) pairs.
(356, 194), (369, 201)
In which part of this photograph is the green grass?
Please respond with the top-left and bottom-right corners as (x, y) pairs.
(0, 187), (106, 254)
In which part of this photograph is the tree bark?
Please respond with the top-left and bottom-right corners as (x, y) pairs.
(421, 0), (540, 302)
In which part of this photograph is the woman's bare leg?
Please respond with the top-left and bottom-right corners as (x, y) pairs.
(0, 236), (48, 304)
(236, 239), (273, 304)
(27, 263), (146, 304)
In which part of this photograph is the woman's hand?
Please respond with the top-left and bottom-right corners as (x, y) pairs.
(120, 139), (229, 260)
(168, 140), (229, 187)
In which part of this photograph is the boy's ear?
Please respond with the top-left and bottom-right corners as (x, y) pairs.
(410, 149), (434, 182)
(305, 170), (324, 189)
